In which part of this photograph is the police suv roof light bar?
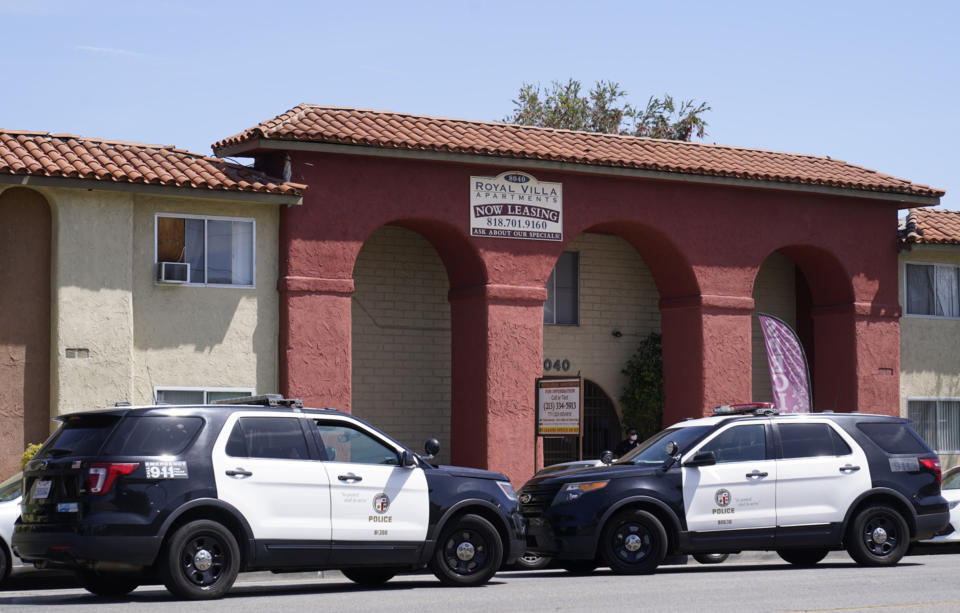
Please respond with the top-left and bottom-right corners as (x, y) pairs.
(211, 394), (304, 408)
(713, 402), (777, 416)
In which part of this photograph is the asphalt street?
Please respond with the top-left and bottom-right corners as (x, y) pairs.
(2, 550), (958, 613)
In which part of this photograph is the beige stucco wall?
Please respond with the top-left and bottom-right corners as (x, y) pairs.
(542, 232), (661, 421)
(899, 245), (960, 470)
(29, 186), (278, 425)
(351, 226), (452, 464)
(751, 252), (797, 402)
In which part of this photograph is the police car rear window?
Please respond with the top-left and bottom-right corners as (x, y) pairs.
(856, 422), (930, 454)
(779, 423), (852, 458)
(101, 416), (203, 456)
(34, 413), (122, 459)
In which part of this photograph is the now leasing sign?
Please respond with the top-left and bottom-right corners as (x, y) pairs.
(470, 171), (562, 241)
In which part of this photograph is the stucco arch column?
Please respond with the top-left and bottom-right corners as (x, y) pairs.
(278, 275), (354, 410)
(448, 284), (547, 484)
(659, 295), (755, 423)
(811, 302), (899, 414)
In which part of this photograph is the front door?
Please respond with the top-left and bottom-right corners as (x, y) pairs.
(682, 423), (777, 537)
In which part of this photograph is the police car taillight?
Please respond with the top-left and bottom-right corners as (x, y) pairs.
(88, 462), (140, 495)
(919, 457), (942, 485)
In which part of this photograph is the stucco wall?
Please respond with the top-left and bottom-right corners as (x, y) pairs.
(751, 252), (798, 402)
(542, 232), (660, 421)
(351, 226), (452, 464)
(898, 245), (960, 470)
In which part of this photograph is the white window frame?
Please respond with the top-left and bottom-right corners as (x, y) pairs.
(907, 397), (960, 454)
(154, 386), (256, 405)
(903, 261), (960, 319)
(544, 251), (580, 326)
(154, 213), (256, 288)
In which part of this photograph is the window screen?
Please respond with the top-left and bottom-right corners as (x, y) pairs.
(699, 425), (766, 463)
(226, 417), (309, 460)
(102, 416), (202, 456)
(857, 422), (930, 454)
(908, 399), (960, 453)
(778, 423), (851, 458)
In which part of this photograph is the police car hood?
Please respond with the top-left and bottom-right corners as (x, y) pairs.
(433, 464), (509, 481)
(526, 463), (658, 486)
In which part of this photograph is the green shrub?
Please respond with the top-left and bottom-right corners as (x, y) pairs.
(21, 443), (42, 469)
(619, 332), (664, 441)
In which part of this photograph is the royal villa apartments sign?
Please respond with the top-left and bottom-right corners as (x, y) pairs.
(470, 171), (563, 241)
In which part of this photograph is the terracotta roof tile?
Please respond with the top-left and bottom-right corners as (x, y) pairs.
(0, 130), (304, 197)
(900, 209), (960, 246)
(215, 104), (943, 200)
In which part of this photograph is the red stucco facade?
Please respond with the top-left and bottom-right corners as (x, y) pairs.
(265, 150), (903, 484)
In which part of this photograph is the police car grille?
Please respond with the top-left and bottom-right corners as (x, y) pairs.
(518, 484), (561, 515)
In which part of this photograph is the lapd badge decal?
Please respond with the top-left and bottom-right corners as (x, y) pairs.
(373, 493), (390, 514)
(715, 489), (731, 507)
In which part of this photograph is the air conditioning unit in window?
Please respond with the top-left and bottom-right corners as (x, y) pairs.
(157, 262), (190, 284)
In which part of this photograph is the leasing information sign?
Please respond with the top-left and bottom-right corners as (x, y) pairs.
(470, 171), (562, 241)
(536, 377), (581, 435)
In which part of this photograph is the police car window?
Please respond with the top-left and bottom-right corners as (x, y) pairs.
(699, 425), (766, 463)
(314, 422), (399, 465)
(0, 472), (21, 503)
(779, 423), (851, 458)
(857, 422), (930, 454)
(619, 426), (713, 464)
(34, 413), (122, 460)
(102, 416), (203, 456)
(227, 417), (310, 460)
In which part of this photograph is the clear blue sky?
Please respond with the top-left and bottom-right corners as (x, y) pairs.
(2, 0), (956, 209)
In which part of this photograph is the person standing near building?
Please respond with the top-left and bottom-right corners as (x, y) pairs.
(614, 428), (639, 457)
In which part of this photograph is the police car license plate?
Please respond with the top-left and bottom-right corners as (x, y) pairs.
(33, 479), (52, 500)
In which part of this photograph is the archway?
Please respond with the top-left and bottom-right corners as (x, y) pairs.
(0, 187), (51, 476)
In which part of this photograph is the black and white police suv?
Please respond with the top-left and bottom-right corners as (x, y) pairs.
(13, 396), (524, 599)
(518, 404), (950, 574)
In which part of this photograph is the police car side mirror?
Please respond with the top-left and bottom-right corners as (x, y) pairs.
(664, 441), (679, 456)
(400, 450), (417, 468)
(423, 438), (440, 459)
(684, 451), (717, 467)
(601, 450), (615, 465)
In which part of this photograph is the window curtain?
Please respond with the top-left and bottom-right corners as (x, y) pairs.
(935, 266), (960, 317)
(907, 400), (937, 448)
(231, 221), (253, 285)
(184, 219), (205, 283)
(940, 400), (960, 452)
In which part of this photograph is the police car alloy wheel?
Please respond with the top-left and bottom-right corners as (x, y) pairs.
(75, 571), (140, 597)
(846, 505), (910, 566)
(600, 509), (667, 574)
(431, 514), (503, 586)
(160, 520), (241, 600)
(776, 549), (828, 567)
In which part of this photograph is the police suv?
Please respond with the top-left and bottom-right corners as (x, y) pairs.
(518, 404), (950, 574)
(13, 396), (524, 599)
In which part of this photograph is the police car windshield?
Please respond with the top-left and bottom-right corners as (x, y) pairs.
(618, 426), (713, 464)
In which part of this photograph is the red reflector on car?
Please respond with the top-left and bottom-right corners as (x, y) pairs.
(919, 457), (942, 485)
(88, 463), (140, 495)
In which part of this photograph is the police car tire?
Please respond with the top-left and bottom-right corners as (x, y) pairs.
(600, 509), (667, 574)
(75, 570), (140, 597)
(776, 549), (828, 566)
(692, 553), (729, 564)
(159, 520), (240, 600)
(430, 513), (503, 586)
(342, 568), (399, 586)
(845, 504), (909, 566)
(514, 552), (552, 570)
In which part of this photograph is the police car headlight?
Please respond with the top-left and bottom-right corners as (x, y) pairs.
(497, 481), (518, 501)
(555, 480), (609, 504)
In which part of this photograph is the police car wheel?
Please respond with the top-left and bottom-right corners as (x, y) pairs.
(600, 509), (667, 574)
(846, 504), (909, 566)
(692, 553), (729, 564)
(431, 513), (503, 586)
(75, 570), (140, 597)
(159, 520), (240, 600)
(514, 552), (552, 570)
(342, 568), (399, 586)
(776, 549), (828, 566)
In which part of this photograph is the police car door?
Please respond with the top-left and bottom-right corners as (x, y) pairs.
(312, 418), (429, 545)
(212, 413), (332, 545)
(682, 423), (777, 534)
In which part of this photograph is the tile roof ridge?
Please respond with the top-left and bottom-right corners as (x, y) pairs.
(289, 104), (868, 164)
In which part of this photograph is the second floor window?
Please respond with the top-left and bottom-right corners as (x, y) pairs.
(905, 262), (959, 317)
(544, 251), (579, 325)
(156, 214), (255, 286)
